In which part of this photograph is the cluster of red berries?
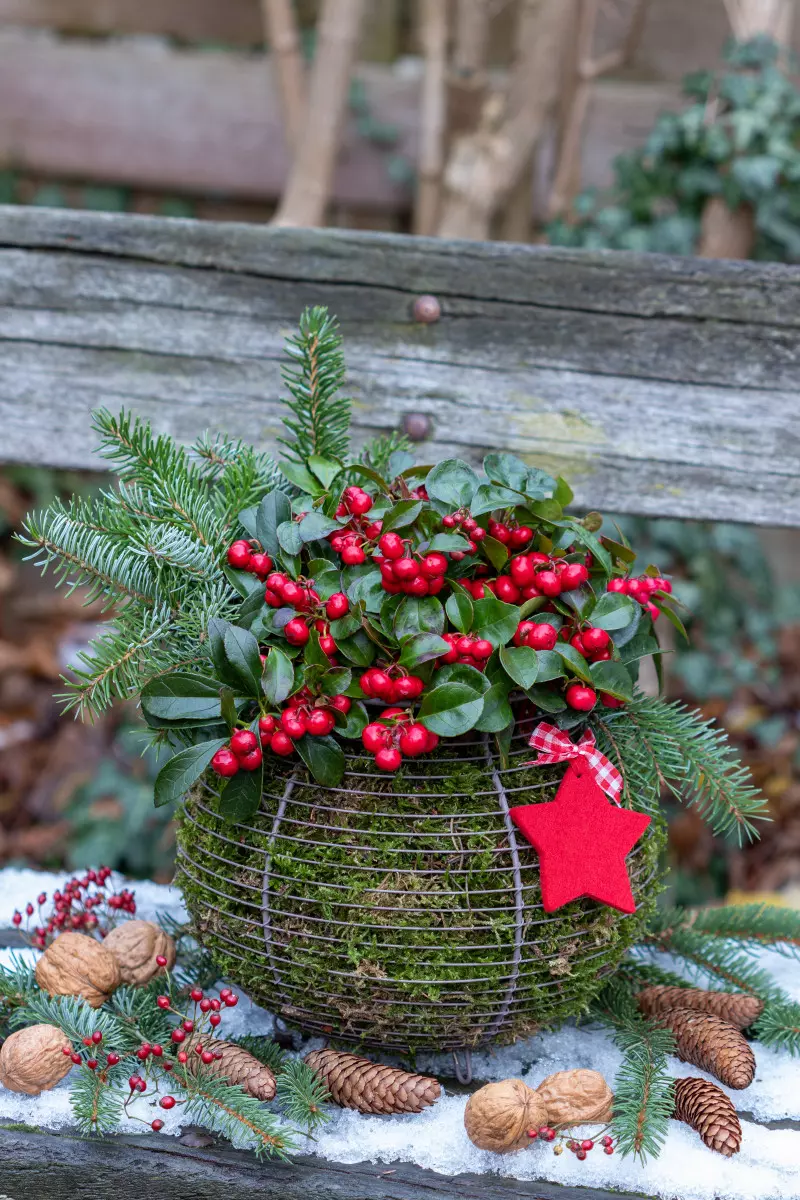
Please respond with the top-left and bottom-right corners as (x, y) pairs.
(437, 632), (493, 669)
(487, 518), (534, 548)
(608, 573), (672, 621)
(362, 708), (438, 771)
(440, 509), (485, 558)
(211, 727), (264, 777)
(61, 1028), (114, 1072)
(12, 867), (131, 948)
(376, 534), (449, 596)
(359, 666), (425, 702)
(211, 695), (352, 776)
(488, 553), (591, 605)
(513, 621), (559, 651)
(226, 539), (273, 580)
(328, 486), (382, 565)
(527, 1126), (615, 1160)
(264, 573), (350, 654)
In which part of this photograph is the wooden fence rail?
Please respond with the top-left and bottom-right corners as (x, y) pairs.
(0, 205), (798, 525)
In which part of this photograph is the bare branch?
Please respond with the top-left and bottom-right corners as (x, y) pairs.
(260, 0), (307, 150)
(414, 0), (449, 236)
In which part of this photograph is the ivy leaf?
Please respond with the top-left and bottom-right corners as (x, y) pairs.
(333, 700), (369, 738)
(418, 682), (484, 737)
(277, 520), (304, 556)
(294, 734), (345, 786)
(398, 632), (451, 669)
(473, 596), (520, 647)
(307, 455), (344, 489)
(141, 674), (225, 723)
(499, 645), (539, 690)
(154, 738), (227, 808)
(554, 643), (593, 683)
(445, 588), (473, 634)
(590, 592), (637, 631)
(475, 681), (514, 732)
(223, 625), (263, 694)
(425, 459), (480, 509)
(394, 596), (445, 638)
(219, 766), (263, 824)
(255, 490), (292, 562)
(319, 666), (352, 696)
(589, 660), (634, 702)
(298, 511), (341, 542)
(380, 499), (423, 534)
(262, 647), (295, 705)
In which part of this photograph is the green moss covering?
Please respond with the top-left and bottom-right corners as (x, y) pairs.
(177, 731), (666, 1054)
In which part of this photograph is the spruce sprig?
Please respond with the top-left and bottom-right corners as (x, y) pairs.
(174, 1063), (295, 1160)
(754, 1001), (800, 1056)
(10, 992), (135, 1050)
(276, 1057), (331, 1134)
(689, 903), (800, 958)
(278, 306), (351, 464)
(643, 908), (782, 998)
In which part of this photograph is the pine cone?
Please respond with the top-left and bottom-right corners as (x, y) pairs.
(638, 985), (763, 1030)
(673, 1076), (742, 1157)
(304, 1049), (440, 1115)
(188, 1039), (276, 1101)
(653, 1008), (756, 1089)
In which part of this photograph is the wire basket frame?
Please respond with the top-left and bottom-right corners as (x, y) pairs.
(177, 722), (663, 1055)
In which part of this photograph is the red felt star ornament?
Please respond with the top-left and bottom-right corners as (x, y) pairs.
(509, 761), (651, 914)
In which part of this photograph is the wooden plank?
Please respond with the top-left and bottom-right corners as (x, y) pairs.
(0, 1126), (656, 1200)
(0, 32), (683, 210)
(0, 206), (797, 525)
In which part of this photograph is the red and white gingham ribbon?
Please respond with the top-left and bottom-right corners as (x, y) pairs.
(527, 722), (623, 803)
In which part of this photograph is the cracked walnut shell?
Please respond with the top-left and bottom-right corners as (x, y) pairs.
(0, 1024), (73, 1095)
(103, 920), (176, 986)
(35, 931), (121, 1007)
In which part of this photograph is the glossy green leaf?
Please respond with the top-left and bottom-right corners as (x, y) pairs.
(337, 629), (377, 667)
(434, 663), (491, 694)
(294, 733), (345, 786)
(319, 666), (352, 696)
(219, 687), (238, 731)
(332, 700), (368, 738)
(589, 660), (634, 701)
(472, 596), (520, 647)
(398, 632), (451, 669)
(425, 459), (480, 509)
(526, 686), (567, 713)
(445, 586), (474, 634)
(307, 455), (344, 489)
(254, 490), (292, 562)
(394, 595), (445, 638)
(418, 682), (484, 737)
(154, 738), (227, 807)
(427, 532), (472, 552)
(277, 520), (304, 556)
(380, 499), (423, 534)
(475, 681), (514, 732)
(345, 570), (385, 613)
(329, 611), (362, 640)
(534, 650), (567, 682)
(470, 483), (522, 516)
(223, 624), (263, 693)
(480, 535), (510, 571)
(262, 647), (295, 705)
(590, 592), (637, 631)
(279, 460), (323, 495)
(219, 766), (263, 824)
(141, 674), (225, 723)
(554, 643), (593, 683)
(298, 511), (342, 542)
(499, 645), (539, 689)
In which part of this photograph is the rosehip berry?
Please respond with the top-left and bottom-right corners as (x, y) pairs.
(581, 1139), (594, 1151)
(227, 540), (252, 569)
(536, 570), (562, 597)
(223, 993), (238, 1007)
(527, 1127), (540, 1139)
(201, 1050), (215, 1065)
(604, 1145), (614, 1155)
(375, 746), (403, 772)
(160, 1096), (177, 1110)
(420, 552), (448, 579)
(307, 708), (336, 736)
(576, 1149), (587, 1160)
(560, 563), (590, 590)
(399, 723), (430, 757)
(190, 987), (204, 1002)
(494, 576), (521, 604)
(151, 1119), (165, 1132)
(151, 1044), (163, 1057)
(601, 1135), (613, 1147)
(581, 627), (610, 654)
(177, 1050), (189, 1063)
(539, 1127), (556, 1142)
(566, 683), (597, 711)
(129, 1075), (141, 1091)
(325, 592), (350, 620)
(270, 730), (295, 756)
(11, 912), (21, 926)
(209, 1013), (222, 1027)
(510, 526), (533, 549)
(284, 617), (310, 646)
(393, 557), (420, 582)
(258, 715), (276, 739)
(183, 1019), (195, 1032)
(37, 892), (47, 905)
(71, 1052), (82, 1065)
(230, 729), (258, 757)
(25, 903), (34, 916)
(341, 543), (366, 565)
(247, 552), (273, 580)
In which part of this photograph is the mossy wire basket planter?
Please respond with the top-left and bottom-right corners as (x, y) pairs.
(178, 711), (665, 1063)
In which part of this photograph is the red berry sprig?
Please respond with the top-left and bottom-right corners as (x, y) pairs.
(12, 867), (132, 948)
(226, 539), (274, 581)
(608, 573), (671, 621)
(436, 633), (493, 671)
(359, 666), (425, 704)
(362, 708), (438, 771)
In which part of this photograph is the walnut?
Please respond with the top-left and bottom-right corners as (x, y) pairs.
(0, 1024), (73, 1095)
(464, 1079), (549, 1153)
(103, 920), (176, 986)
(35, 931), (121, 1007)
(534, 1068), (614, 1128)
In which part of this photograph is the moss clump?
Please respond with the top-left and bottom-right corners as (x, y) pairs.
(177, 730), (665, 1054)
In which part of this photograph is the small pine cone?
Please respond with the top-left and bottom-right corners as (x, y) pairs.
(673, 1076), (742, 1157)
(304, 1049), (441, 1115)
(638, 985), (763, 1030)
(189, 1039), (276, 1101)
(653, 1008), (756, 1090)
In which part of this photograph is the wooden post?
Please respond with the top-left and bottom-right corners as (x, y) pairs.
(414, 0), (449, 236)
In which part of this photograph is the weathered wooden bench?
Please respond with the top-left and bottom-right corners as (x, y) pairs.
(0, 204), (798, 1198)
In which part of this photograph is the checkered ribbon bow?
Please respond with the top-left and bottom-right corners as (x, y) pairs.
(527, 722), (623, 803)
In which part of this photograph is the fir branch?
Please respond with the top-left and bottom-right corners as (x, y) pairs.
(10, 992), (135, 1051)
(175, 1064), (295, 1160)
(278, 307), (351, 464)
(0, 956), (37, 1029)
(192, 433), (284, 530)
(156, 913), (221, 991)
(70, 1060), (129, 1136)
(688, 904), (800, 958)
(276, 1057), (331, 1134)
(107, 981), (175, 1046)
(624, 694), (768, 843)
(359, 431), (413, 479)
(754, 1000), (800, 1056)
(643, 909), (782, 999)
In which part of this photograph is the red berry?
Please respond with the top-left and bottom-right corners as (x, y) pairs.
(404, 575), (429, 596)
(155, 955), (168, 968)
(393, 557), (420, 582)
(128, 1075), (141, 1091)
(510, 526), (533, 548)
(151, 1119), (165, 1132)
(307, 708), (336, 736)
(442, 514), (457, 528)
(601, 692), (624, 709)
(362, 723), (390, 753)
(270, 730), (295, 756)
(171, 1029), (186, 1044)
(375, 747), (403, 772)
(378, 532), (405, 560)
(576, 1149), (587, 1160)
(258, 715), (276, 739)
(211, 748), (239, 778)
(420, 552), (448, 579)
(230, 729), (258, 757)
(11, 912), (21, 927)
(566, 684), (597, 711)
(494, 576), (521, 604)
(369, 670), (395, 701)
(331, 694), (351, 713)
(341, 543), (366, 565)
(201, 1050), (215, 1065)
(537, 570), (562, 597)
(223, 993), (238, 1007)
(25, 903), (34, 916)
(601, 1135), (613, 1147)
(539, 1127), (556, 1142)
(326, 592), (350, 620)
(581, 1139), (594, 1151)
(151, 1044), (164, 1057)
(160, 1096), (177, 1110)
(280, 580), (305, 607)
(527, 1127), (540, 1139)
(570, 633), (586, 655)
(510, 555), (537, 586)
(472, 639), (493, 659)
(236, 744), (262, 773)
(582, 627), (610, 653)
(560, 562), (590, 590)
(91, 1030), (103, 1045)
(284, 618), (310, 646)
(183, 1019), (195, 1032)
(394, 674), (424, 700)
(607, 577), (628, 593)
(37, 892), (47, 905)
(488, 521), (511, 543)
(346, 488), (373, 516)
(71, 1052), (82, 1065)
(157, 995), (170, 1009)
(604, 1145), (614, 1155)
(247, 552), (273, 580)
(319, 635), (337, 656)
(399, 723), (430, 757)
(177, 1051), (189, 1064)
(107, 1052), (120, 1065)
(227, 540), (252, 569)
(529, 623), (558, 651)
(209, 1013), (222, 1027)
(471, 526), (486, 541)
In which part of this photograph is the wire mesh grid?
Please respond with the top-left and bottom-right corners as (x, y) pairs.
(177, 719), (661, 1055)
